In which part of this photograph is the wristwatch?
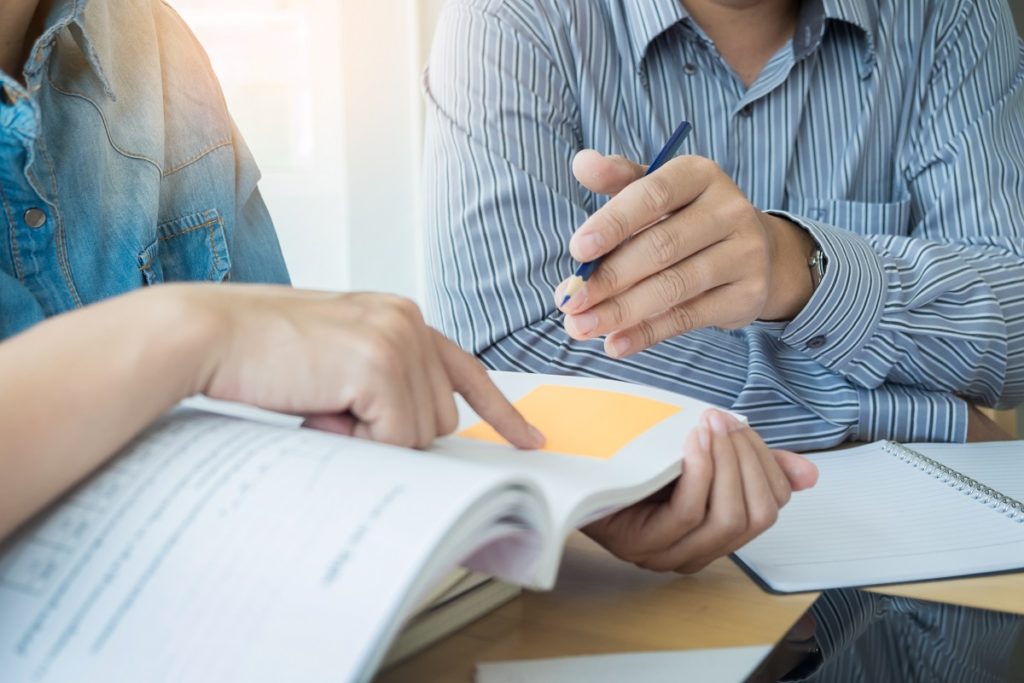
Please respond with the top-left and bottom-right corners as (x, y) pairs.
(808, 246), (827, 290)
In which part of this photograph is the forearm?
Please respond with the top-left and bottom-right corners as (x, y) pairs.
(0, 285), (218, 540)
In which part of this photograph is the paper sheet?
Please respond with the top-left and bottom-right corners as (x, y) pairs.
(735, 442), (1024, 592)
(458, 385), (681, 459)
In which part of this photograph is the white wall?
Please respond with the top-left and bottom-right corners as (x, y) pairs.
(174, 0), (445, 303)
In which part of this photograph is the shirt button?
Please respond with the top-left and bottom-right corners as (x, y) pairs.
(24, 208), (47, 229)
(683, 63), (697, 76)
(807, 335), (827, 350)
(739, 103), (753, 117)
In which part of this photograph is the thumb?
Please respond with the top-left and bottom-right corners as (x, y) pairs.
(773, 450), (819, 491)
(572, 149), (647, 196)
(303, 412), (358, 436)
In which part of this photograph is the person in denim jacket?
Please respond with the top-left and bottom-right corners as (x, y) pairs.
(0, 0), (289, 339)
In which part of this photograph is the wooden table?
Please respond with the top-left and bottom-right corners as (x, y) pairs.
(378, 533), (1024, 683)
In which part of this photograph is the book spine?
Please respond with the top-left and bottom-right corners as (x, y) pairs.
(882, 441), (1024, 524)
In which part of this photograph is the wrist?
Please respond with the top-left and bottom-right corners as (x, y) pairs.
(761, 213), (816, 321)
(141, 284), (231, 400)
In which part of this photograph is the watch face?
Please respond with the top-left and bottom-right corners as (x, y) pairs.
(806, 247), (826, 290)
(743, 589), (1024, 682)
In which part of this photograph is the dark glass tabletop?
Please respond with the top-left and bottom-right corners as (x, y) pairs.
(744, 588), (1024, 682)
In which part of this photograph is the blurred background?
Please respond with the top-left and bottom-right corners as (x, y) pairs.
(173, 0), (446, 302)
(172, 0), (1024, 435)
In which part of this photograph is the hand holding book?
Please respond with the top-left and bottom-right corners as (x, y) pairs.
(584, 408), (818, 574)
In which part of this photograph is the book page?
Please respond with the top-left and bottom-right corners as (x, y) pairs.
(734, 443), (1024, 592)
(459, 384), (682, 459)
(0, 412), (531, 683)
(906, 441), (1024, 502)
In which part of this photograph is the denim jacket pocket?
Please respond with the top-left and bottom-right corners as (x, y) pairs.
(138, 209), (232, 285)
(785, 196), (913, 237)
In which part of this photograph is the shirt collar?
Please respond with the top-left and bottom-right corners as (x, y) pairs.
(622, 0), (688, 72)
(23, 0), (116, 100)
(821, 0), (878, 43)
(622, 0), (878, 73)
(805, 0), (878, 60)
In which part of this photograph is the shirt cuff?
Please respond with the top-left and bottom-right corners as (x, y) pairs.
(767, 212), (888, 375)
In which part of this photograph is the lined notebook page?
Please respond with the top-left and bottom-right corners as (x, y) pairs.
(734, 442), (1024, 593)
(907, 441), (1024, 502)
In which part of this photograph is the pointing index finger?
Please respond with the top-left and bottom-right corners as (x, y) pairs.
(433, 331), (545, 450)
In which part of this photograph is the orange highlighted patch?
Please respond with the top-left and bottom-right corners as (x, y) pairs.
(459, 384), (680, 459)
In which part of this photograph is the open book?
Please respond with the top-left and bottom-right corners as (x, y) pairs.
(734, 440), (1024, 593)
(0, 372), (712, 683)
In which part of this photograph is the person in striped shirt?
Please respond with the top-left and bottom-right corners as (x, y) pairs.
(424, 0), (1024, 456)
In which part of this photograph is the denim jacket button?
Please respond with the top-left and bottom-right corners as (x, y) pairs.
(24, 208), (47, 229)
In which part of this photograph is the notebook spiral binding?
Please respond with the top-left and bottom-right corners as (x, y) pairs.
(882, 441), (1024, 524)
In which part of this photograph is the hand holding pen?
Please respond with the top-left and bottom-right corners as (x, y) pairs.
(555, 122), (819, 358)
(559, 121), (693, 307)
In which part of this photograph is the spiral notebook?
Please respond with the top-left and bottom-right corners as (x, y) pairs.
(734, 440), (1024, 593)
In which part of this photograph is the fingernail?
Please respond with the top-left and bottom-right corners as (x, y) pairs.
(554, 280), (569, 306)
(785, 462), (810, 488)
(571, 231), (604, 261)
(698, 424), (710, 451)
(608, 335), (632, 358)
(561, 286), (588, 313)
(528, 425), (546, 449)
(795, 459), (819, 486)
(708, 410), (730, 435)
(569, 311), (598, 336)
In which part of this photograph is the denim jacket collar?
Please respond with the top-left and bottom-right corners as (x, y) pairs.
(21, 0), (115, 100)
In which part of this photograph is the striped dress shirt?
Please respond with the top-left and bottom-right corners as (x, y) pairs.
(424, 0), (1024, 450)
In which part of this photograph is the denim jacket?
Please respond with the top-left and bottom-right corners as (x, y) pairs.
(0, 0), (290, 339)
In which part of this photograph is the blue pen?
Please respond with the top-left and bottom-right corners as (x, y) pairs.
(560, 120), (693, 307)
